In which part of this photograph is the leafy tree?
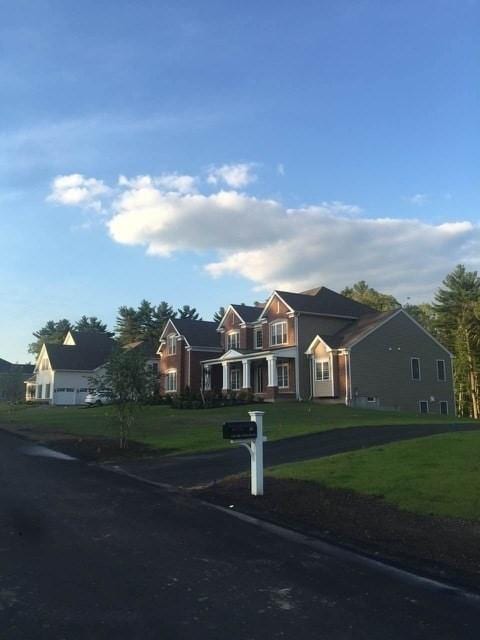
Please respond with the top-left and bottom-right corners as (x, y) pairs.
(75, 315), (113, 335)
(28, 319), (72, 356)
(93, 347), (156, 449)
(177, 305), (201, 320)
(213, 306), (226, 324)
(433, 265), (480, 418)
(341, 281), (400, 312)
(403, 303), (437, 336)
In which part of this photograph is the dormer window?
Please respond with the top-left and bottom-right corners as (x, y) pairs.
(40, 357), (49, 371)
(270, 321), (287, 346)
(167, 334), (177, 356)
(227, 331), (240, 350)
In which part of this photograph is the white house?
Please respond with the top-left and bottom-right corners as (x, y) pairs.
(28, 331), (115, 405)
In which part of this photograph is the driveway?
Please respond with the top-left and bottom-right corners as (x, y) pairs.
(1, 428), (480, 639)
(116, 422), (480, 488)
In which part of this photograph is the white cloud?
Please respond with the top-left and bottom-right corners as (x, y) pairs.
(277, 163), (285, 176)
(206, 163), (257, 188)
(47, 173), (110, 212)
(48, 170), (480, 301)
(406, 193), (428, 206)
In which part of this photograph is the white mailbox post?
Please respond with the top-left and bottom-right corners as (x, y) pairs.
(222, 410), (267, 496)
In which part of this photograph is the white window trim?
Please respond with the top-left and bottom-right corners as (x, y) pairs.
(167, 334), (177, 356)
(270, 320), (288, 346)
(166, 369), (177, 393)
(315, 359), (330, 382)
(254, 328), (263, 349)
(277, 362), (289, 389)
(227, 330), (240, 350)
(411, 357), (421, 381)
(419, 400), (429, 414)
(439, 400), (449, 415)
(230, 368), (241, 391)
(436, 359), (446, 382)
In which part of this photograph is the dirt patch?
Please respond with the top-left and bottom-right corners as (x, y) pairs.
(196, 476), (480, 591)
(46, 437), (167, 462)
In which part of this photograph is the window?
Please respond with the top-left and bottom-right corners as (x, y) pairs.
(411, 357), (421, 381)
(36, 384), (42, 399)
(277, 363), (289, 389)
(230, 368), (241, 391)
(45, 384), (51, 399)
(65, 388), (74, 392)
(436, 359), (446, 382)
(40, 358), (49, 371)
(270, 321), (287, 346)
(367, 396), (376, 403)
(167, 334), (177, 356)
(227, 331), (240, 350)
(255, 328), (263, 349)
(440, 400), (448, 415)
(315, 360), (330, 381)
(55, 388), (66, 393)
(203, 367), (211, 391)
(419, 400), (429, 414)
(149, 362), (159, 375)
(78, 388), (89, 393)
(166, 370), (177, 393)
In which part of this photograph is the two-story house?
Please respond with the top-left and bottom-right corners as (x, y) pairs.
(200, 287), (455, 414)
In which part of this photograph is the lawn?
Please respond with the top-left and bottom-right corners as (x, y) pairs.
(268, 431), (480, 520)
(0, 401), (469, 456)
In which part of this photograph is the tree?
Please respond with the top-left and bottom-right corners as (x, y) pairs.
(341, 281), (400, 312)
(93, 347), (156, 449)
(403, 303), (437, 336)
(177, 305), (201, 320)
(433, 265), (480, 418)
(28, 319), (72, 356)
(213, 306), (226, 324)
(75, 316), (113, 335)
(115, 306), (141, 345)
(150, 301), (176, 342)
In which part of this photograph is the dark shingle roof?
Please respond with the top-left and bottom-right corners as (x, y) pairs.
(321, 309), (400, 349)
(171, 319), (222, 349)
(45, 331), (115, 370)
(231, 304), (263, 324)
(0, 358), (34, 374)
(123, 340), (159, 358)
(0, 358), (12, 372)
(276, 287), (375, 318)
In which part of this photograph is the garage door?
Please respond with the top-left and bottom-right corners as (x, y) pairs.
(53, 388), (76, 405)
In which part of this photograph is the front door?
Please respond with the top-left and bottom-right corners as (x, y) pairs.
(254, 365), (264, 393)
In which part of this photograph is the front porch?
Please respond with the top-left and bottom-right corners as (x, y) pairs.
(201, 347), (298, 401)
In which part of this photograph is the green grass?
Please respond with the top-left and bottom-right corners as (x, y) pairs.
(0, 401), (470, 456)
(268, 431), (480, 520)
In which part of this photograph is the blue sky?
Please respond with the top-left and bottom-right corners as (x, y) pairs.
(1, 0), (479, 362)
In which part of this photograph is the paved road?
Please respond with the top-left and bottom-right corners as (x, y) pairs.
(118, 423), (480, 488)
(1, 429), (480, 639)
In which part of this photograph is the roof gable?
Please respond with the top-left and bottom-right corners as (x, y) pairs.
(43, 332), (115, 371)
(167, 318), (221, 349)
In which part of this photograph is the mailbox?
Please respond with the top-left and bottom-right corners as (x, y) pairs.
(222, 421), (257, 440)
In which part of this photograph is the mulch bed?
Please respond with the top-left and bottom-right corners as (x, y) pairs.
(195, 476), (480, 591)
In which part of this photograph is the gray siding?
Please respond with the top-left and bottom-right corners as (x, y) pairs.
(297, 315), (352, 400)
(350, 312), (455, 414)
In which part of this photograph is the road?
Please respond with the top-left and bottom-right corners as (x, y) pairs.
(1, 428), (479, 639)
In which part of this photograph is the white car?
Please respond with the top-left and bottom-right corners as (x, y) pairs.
(84, 391), (113, 406)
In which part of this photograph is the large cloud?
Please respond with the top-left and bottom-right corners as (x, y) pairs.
(48, 172), (480, 301)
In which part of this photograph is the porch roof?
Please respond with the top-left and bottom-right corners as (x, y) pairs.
(201, 346), (297, 365)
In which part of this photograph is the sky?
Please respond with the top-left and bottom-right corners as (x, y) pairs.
(1, 0), (479, 362)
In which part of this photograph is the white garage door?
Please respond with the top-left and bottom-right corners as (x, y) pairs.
(53, 388), (76, 405)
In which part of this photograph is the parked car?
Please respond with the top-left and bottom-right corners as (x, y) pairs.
(84, 391), (113, 406)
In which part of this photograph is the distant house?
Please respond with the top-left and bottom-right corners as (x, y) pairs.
(28, 331), (115, 405)
(0, 358), (34, 401)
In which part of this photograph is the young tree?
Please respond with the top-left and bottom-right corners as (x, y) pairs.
(75, 315), (113, 335)
(177, 305), (201, 320)
(433, 265), (480, 418)
(341, 281), (400, 312)
(28, 319), (72, 356)
(213, 306), (226, 324)
(94, 347), (156, 449)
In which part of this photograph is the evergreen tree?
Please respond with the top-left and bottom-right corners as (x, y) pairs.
(28, 319), (73, 356)
(213, 306), (226, 324)
(341, 281), (400, 312)
(177, 305), (201, 320)
(115, 306), (141, 345)
(75, 315), (113, 335)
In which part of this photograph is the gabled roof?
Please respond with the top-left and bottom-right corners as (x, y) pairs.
(319, 309), (401, 350)
(0, 358), (34, 374)
(0, 358), (12, 373)
(231, 304), (263, 324)
(261, 286), (375, 319)
(123, 340), (159, 359)
(43, 331), (115, 371)
(167, 318), (221, 349)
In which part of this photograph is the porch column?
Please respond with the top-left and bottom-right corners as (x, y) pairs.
(222, 362), (229, 391)
(266, 355), (278, 387)
(242, 359), (251, 389)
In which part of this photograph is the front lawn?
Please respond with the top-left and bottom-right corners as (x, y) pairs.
(0, 401), (469, 456)
(268, 431), (480, 520)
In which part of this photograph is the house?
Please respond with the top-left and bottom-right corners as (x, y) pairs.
(200, 287), (455, 415)
(27, 331), (115, 405)
(158, 318), (223, 394)
(0, 358), (34, 401)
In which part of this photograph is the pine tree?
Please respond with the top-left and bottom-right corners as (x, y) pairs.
(75, 316), (112, 335)
(177, 305), (201, 320)
(213, 306), (226, 324)
(28, 319), (73, 356)
(115, 306), (141, 345)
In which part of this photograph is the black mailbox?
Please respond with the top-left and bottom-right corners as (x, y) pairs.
(223, 421), (257, 440)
